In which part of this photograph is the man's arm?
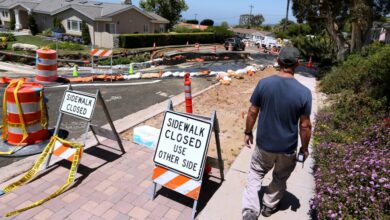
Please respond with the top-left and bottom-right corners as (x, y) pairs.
(299, 115), (312, 159)
(244, 105), (260, 148)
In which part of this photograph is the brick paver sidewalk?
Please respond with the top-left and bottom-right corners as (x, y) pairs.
(0, 139), (193, 220)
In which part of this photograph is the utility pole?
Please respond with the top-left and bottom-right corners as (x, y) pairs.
(249, 4), (254, 27)
(194, 13), (198, 22)
(283, 0), (290, 32)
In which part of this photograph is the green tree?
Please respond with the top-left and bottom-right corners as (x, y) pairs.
(292, 0), (390, 60)
(220, 21), (229, 28)
(81, 21), (91, 45)
(10, 15), (15, 30)
(140, 0), (188, 29)
(262, 25), (272, 31)
(52, 17), (65, 32)
(186, 19), (198, 25)
(200, 19), (214, 26)
(252, 14), (265, 26)
(28, 15), (38, 35)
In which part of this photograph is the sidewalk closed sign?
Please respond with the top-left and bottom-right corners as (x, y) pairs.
(60, 90), (97, 121)
(154, 111), (212, 180)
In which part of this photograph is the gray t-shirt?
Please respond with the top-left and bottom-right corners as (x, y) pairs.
(250, 75), (312, 153)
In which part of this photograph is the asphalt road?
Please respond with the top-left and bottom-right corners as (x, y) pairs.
(0, 77), (216, 167)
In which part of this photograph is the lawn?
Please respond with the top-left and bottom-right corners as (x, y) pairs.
(3, 35), (91, 56)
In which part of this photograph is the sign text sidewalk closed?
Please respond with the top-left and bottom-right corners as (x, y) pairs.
(153, 111), (212, 180)
(60, 90), (97, 121)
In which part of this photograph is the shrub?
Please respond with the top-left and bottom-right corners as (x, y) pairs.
(28, 15), (38, 36)
(312, 120), (390, 219)
(200, 19), (214, 26)
(97, 55), (147, 65)
(10, 16), (15, 30)
(206, 26), (233, 43)
(119, 33), (215, 48)
(312, 42), (390, 219)
(0, 32), (16, 41)
(172, 26), (202, 33)
(292, 32), (335, 66)
(48, 41), (84, 50)
(42, 28), (53, 37)
(321, 44), (390, 103)
(81, 21), (91, 45)
(186, 19), (199, 25)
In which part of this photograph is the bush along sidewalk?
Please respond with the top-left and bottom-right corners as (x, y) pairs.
(310, 43), (390, 219)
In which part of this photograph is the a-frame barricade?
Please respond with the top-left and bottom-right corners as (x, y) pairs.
(46, 84), (124, 169)
(0, 84), (124, 217)
(152, 100), (224, 220)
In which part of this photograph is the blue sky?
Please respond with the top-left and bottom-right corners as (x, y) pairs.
(108, 0), (295, 25)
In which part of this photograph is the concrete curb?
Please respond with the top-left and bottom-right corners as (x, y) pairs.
(0, 81), (220, 184)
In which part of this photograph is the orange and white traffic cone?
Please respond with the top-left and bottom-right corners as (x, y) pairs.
(307, 56), (313, 69)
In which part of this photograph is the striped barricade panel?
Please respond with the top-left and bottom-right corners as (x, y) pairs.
(90, 49), (113, 57)
(152, 166), (202, 200)
(52, 140), (83, 162)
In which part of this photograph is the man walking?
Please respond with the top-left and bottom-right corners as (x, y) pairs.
(242, 46), (312, 219)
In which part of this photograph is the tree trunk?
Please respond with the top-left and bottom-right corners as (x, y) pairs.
(325, 14), (348, 60)
(351, 22), (363, 52)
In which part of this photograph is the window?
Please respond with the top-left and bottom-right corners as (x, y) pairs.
(159, 24), (164, 33)
(105, 23), (115, 34)
(67, 20), (81, 31)
(1, 10), (9, 17)
(143, 24), (149, 33)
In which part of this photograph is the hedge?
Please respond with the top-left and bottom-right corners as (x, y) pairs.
(119, 33), (215, 48)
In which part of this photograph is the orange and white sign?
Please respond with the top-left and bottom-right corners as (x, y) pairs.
(90, 49), (113, 57)
(152, 166), (201, 200)
(153, 111), (212, 180)
(52, 140), (82, 162)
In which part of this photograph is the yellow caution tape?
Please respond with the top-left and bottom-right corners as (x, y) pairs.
(1, 136), (83, 217)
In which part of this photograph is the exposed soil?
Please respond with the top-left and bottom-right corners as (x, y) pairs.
(121, 68), (275, 169)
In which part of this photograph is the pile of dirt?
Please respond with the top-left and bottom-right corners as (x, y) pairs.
(121, 67), (275, 169)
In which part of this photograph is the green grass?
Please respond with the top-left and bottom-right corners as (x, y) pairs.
(3, 35), (90, 56)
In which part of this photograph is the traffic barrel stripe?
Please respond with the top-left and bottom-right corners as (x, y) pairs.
(8, 123), (43, 134)
(7, 102), (40, 114)
(36, 49), (56, 59)
(36, 58), (57, 65)
(7, 111), (41, 124)
(36, 64), (57, 71)
(35, 74), (58, 82)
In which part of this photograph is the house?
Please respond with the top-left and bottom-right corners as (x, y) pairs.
(231, 27), (276, 42)
(0, 0), (169, 47)
(175, 22), (208, 31)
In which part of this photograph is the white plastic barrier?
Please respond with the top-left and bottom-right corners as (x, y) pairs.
(133, 125), (160, 149)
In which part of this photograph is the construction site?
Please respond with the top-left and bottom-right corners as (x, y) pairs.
(0, 42), (317, 220)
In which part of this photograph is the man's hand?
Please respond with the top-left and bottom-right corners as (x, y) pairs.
(299, 146), (309, 161)
(244, 105), (259, 148)
(244, 134), (253, 148)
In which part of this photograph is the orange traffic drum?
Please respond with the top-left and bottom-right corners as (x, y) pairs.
(35, 49), (58, 82)
(4, 82), (48, 145)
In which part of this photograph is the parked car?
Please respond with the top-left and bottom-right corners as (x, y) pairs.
(224, 38), (245, 51)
